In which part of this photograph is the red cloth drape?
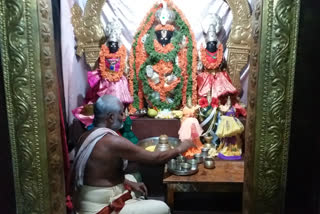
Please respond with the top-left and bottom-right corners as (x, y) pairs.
(97, 188), (132, 214)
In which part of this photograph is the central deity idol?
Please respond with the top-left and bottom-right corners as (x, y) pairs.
(128, 0), (198, 113)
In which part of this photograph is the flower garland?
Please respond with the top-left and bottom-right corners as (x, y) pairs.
(178, 42), (188, 106)
(129, 5), (161, 110)
(155, 24), (175, 31)
(128, 47), (137, 114)
(129, 7), (158, 112)
(150, 60), (181, 101)
(172, 3), (198, 105)
(153, 40), (174, 54)
(200, 43), (223, 70)
(99, 44), (126, 82)
(139, 27), (184, 109)
(139, 58), (184, 109)
(129, 1), (198, 110)
(144, 28), (183, 62)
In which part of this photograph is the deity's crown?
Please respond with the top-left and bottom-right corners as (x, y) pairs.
(202, 13), (222, 43)
(206, 25), (218, 43)
(104, 19), (122, 43)
(155, 1), (176, 26)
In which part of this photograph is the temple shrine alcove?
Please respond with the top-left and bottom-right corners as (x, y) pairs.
(65, 0), (251, 210)
(0, 0), (301, 212)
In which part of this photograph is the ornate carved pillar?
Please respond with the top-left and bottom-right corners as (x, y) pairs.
(244, 0), (301, 213)
(0, 0), (66, 213)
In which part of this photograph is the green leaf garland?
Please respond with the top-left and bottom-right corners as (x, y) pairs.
(131, 8), (196, 110)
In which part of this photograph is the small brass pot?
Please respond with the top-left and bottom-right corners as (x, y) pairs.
(204, 157), (215, 169)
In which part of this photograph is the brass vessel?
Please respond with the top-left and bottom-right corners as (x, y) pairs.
(203, 135), (214, 149)
(155, 134), (171, 152)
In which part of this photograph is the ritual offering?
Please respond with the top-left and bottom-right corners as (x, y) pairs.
(137, 135), (180, 152)
(147, 108), (158, 118)
(145, 145), (156, 152)
(167, 155), (198, 176)
(155, 134), (171, 152)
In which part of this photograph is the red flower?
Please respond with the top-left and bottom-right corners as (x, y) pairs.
(211, 97), (219, 108)
(199, 97), (208, 108)
(66, 195), (73, 211)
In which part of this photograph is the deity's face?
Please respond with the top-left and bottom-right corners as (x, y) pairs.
(155, 30), (173, 46)
(108, 41), (119, 53)
(206, 41), (218, 53)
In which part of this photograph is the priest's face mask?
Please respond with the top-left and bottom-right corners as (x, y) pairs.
(206, 41), (218, 53)
(155, 30), (173, 46)
(108, 41), (119, 53)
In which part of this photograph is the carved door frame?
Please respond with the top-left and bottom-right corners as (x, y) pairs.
(0, 0), (300, 213)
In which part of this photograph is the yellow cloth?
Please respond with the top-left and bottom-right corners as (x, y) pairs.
(216, 116), (244, 138)
(217, 135), (242, 157)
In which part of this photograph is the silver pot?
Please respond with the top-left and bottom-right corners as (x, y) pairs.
(155, 134), (171, 152)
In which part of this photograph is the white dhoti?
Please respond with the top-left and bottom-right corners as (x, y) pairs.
(73, 128), (170, 214)
(74, 183), (170, 214)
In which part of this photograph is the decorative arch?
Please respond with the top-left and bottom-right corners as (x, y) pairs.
(225, 0), (252, 92)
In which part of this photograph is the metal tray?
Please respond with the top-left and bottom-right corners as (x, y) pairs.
(167, 165), (199, 176)
(137, 136), (180, 149)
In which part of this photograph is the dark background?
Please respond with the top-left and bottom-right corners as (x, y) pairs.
(0, 0), (320, 213)
(0, 50), (16, 213)
(284, 0), (320, 213)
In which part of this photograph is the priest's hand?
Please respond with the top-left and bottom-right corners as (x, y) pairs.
(125, 179), (148, 197)
(177, 139), (194, 154)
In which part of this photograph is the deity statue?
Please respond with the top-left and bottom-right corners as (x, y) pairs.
(73, 20), (133, 127)
(196, 14), (247, 159)
(216, 96), (244, 160)
(197, 13), (237, 103)
(128, 0), (198, 113)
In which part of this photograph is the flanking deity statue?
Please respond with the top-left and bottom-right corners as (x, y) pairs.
(197, 14), (247, 160)
(128, 0), (198, 114)
(73, 20), (133, 127)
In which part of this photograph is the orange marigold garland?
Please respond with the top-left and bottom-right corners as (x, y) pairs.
(128, 5), (160, 112)
(170, 1), (198, 106)
(149, 60), (181, 101)
(129, 0), (198, 110)
(128, 47), (137, 114)
(153, 40), (174, 54)
(99, 44), (126, 82)
(155, 24), (175, 31)
(178, 43), (188, 106)
(200, 43), (223, 70)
